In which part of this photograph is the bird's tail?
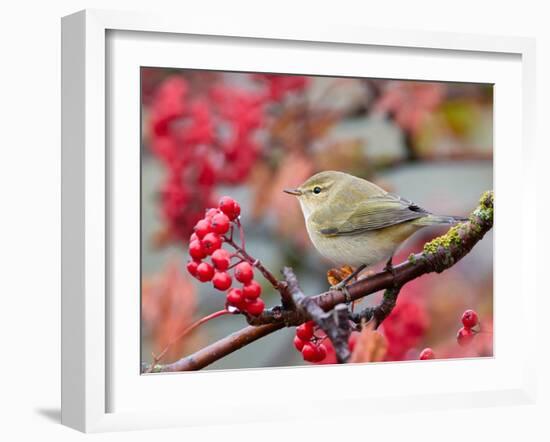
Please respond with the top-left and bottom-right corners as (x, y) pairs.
(414, 214), (468, 227)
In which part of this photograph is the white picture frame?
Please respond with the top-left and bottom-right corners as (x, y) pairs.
(61, 9), (537, 433)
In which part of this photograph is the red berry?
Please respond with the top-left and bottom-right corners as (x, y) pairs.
(457, 327), (475, 346)
(461, 309), (479, 329)
(189, 240), (206, 260)
(243, 280), (262, 299)
(419, 348), (435, 360)
(186, 260), (199, 276)
(245, 298), (265, 316)
(194, 219), (212, 239)
(226, 288), (244, 306)
(211, 249), (231, 271)
(232, 202), (241, 219)
(190, 232), (198, 242)
(301, 343), (318, 362)
(235, 262), (254, 283)
(232, 202), (241, 218)
(315, 343), (327, 362)
(296, 321), (314, 341)
(218, 195), (236, 209)
(202, 232), (222, 255)
(212, 271), (232, 291)
(211, 212), (230, 235)
(204, 208), (219, 220)
(219, 196), (241, 220)
(293, 336), (305, 351)
(196, 262), (215, 282)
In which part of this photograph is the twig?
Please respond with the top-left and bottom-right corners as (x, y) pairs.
(224, 235), (293, 307)
(223, 236), (280, 289)
(147, 323), (284, 372)
(145, 309), (231, 373)
(236, 218), (246, 251)
(349, 285), (401, 329)
(283, 267), (351, 363)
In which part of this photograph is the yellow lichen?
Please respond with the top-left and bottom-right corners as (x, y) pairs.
(473, 190), (494, 223)
(423, 223), (465, 255)
(423, 190), (493, 256)
(479, 190), (494, 209)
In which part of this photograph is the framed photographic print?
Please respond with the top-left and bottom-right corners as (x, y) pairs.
(61, 9), (537, 432)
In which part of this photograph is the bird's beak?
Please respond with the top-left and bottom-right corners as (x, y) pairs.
(283, 188), (302, 196)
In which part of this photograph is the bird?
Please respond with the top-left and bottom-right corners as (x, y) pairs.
(284, 170), (467, 289)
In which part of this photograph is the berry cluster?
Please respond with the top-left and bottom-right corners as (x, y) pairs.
(293, 321), (328, 363)
(148, 76), (264, 242)
(186, 196), (265, 316)
(147, 73), (309, 243)
(456, 309), (479, 346)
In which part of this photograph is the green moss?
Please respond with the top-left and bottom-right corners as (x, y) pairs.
(474, 190), (494, 222)
(423, 190), (493, 256)
(408, 253), (417, 264)
(423, 223), (464, 255)
(472, 207), (493, 223)
(420, 190), (493, 272)
(479, 190), (494, 209)
(470, 191), (494, 224)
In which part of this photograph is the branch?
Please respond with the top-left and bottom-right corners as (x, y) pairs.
(145, 323), (284, 373)
(224, 231), (293, 307)
(144, 191), (493, 372)
(145, 309), (231, 373)
(350, 285), (401, 328)
(283, 267), (352, 363)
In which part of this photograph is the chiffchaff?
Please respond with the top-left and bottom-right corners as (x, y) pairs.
(284, 171), (466, 288)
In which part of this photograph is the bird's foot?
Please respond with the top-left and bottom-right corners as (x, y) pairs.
(330, 279), (347, 291)
(330, 282), (353, 304)
(384, 256), (397, 287)
(326, 265), (354, 288)
(329, 264), (367, 305)
(329, 264), (366, 290)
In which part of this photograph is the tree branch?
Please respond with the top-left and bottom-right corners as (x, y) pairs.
(145, 323), (284, 373)
(283, 267), (352, 363)
(144, 190), (493, 372)
(350, 285), (401, 328)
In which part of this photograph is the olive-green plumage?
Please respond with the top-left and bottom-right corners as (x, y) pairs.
(284, 171), (466, 268)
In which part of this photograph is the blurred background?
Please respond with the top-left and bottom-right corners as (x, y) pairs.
(140, 68), (493, 370)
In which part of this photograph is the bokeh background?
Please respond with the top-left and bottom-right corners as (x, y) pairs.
(140, 68), (493, 370)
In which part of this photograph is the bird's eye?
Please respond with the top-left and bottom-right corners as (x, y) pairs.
(313, 186), (322, 194)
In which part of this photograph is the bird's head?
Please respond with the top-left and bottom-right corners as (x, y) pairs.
(283, 170), (350, 218)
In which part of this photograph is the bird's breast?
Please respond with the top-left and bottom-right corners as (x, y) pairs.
(305, 219), (420, 268)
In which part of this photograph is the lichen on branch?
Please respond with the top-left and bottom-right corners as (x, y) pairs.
(422, 190), (493, 272)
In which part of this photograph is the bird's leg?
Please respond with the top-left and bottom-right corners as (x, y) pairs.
(330, 264), (367, 291)
(384, 255), (397, 286)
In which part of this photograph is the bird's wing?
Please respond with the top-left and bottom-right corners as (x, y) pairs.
(312, 193), (430, 236)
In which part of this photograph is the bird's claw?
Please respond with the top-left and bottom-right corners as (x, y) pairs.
(330, 283), (352, 304)
(384, 262), (396, 277)
(330, 280), (346, 291)
(384, 258), (398, 288)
